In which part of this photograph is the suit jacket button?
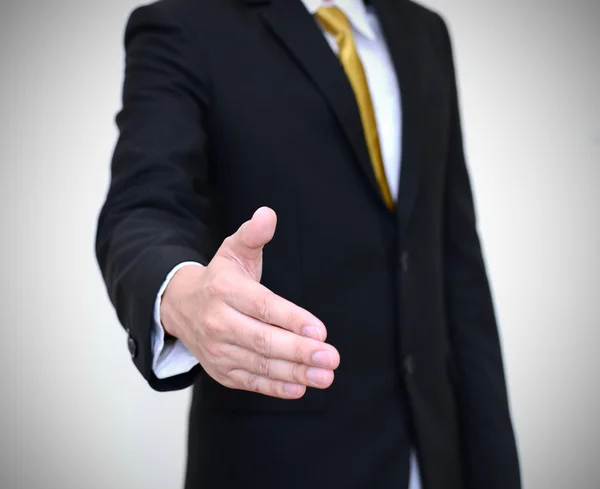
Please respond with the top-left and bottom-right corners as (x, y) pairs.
(400, 252), (409, 272)
(403, 354), (415, 376)
(128, 335), (138, 359)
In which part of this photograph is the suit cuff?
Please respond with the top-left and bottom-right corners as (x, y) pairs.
(151, 261), (203, 379)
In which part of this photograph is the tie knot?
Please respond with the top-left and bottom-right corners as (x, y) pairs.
(315, 6), (352, 38)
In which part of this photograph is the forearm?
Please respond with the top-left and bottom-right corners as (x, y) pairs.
(437, 13), (520, 488)
(95, 2), (216, 391)
(96, 214), (205, 390)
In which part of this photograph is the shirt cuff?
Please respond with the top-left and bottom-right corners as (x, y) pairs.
(151, 261), (204, 379)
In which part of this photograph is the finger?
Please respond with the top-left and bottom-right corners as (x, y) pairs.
(225, 308), (341, 369)
(222, 344), (335, 389)
(223, 277), (327, 341)
(218, 207), (277, 271)
(226, 369), (307, 399)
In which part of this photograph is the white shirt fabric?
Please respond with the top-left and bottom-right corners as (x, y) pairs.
(151, 1), (420, 487)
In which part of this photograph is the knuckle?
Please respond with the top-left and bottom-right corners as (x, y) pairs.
(203, 341), (222, 360)
(255, 355), (271, 377)
(273, 381), (290, 399)
(245, 373), (261, 393)
(206, 274), (229, 299)
(251, 329), (272, 357)
(292, 340), (307, 364)
(222, 235), (234, 249)
(221, 238), (246, 267)
(202, 313), (223, 336)
(281, 310), (296, 331)
(253, 294), (271, 323)
(291, 362), (305, 384)
(221, 236), (239, 256)
(219, 370), (237, 389)
(204, 280), (219, 299)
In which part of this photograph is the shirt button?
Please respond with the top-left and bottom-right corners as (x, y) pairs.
(128, 335), (138, 359)
(403, 354), (415, 376)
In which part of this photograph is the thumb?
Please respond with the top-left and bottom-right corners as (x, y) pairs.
(219, 207), (277, 271)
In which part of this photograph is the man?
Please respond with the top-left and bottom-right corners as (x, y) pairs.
(96, 0), (521, 488)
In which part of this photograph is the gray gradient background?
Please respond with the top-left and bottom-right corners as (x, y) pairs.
(1, 0), (599, 488)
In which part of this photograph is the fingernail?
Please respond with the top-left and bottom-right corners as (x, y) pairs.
(312, 351), (332, 368)
(302, 325), (323, 340)
(306, 368), (331, 386)
(284, 383), (302, 397)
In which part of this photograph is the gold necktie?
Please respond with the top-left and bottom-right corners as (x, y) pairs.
(315, 6), (394, 210)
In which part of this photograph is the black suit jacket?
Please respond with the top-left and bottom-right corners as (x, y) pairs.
(96, 0), (521, 488)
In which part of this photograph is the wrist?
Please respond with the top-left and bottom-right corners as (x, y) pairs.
(160, 264), (206, 339)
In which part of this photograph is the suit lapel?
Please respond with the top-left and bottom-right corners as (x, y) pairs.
(256, 0), (384, 207)
(371, 0), (427, 234)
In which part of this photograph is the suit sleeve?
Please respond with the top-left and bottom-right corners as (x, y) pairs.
(95, 4), (218, 392)
(437, 16), (522, 489)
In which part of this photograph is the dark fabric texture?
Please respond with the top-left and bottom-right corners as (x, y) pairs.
(95, 0), (521, 488)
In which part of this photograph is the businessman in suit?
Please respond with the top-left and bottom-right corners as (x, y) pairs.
(96, 0), (521, 488)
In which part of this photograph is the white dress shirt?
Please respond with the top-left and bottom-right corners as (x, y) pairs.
(151, 1), (420, 487)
